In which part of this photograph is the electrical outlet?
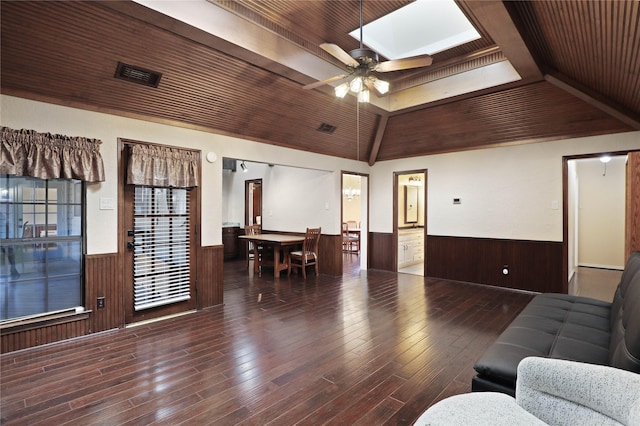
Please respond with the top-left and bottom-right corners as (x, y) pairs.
(97, 297), (105, 309)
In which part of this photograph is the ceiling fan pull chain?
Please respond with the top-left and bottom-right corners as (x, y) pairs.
(359, 0), (364, 49)
(356, 101), (360, 161)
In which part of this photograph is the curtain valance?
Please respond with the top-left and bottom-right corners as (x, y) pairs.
(0, 126), (105, 182)
(127, 144), (199, 188)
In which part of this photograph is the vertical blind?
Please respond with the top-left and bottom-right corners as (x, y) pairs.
(133, 186), (191, 311)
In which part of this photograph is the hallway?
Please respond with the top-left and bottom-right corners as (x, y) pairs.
(570, 266), (622, 302)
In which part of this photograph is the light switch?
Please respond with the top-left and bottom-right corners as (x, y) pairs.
(551, 200), (559, 210)
(99, 197), (115, 210)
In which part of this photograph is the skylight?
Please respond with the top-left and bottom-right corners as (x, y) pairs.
(350, 0), (481, 60)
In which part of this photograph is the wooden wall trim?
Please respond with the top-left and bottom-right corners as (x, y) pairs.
(198, 245), (224, 308)
(369, 232), (395, 271)
(318, 234), (342, 276)
(1, 310), (91, 335)
(427, 235), (564, 293)
(86, 252), (123, 332)
(1, 314), (90, 354)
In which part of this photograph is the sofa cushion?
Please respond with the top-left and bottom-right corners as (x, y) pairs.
(516, 357), (640, 426)
(609, 252), (640, 371)
(473, 294), (611, 391)
(413, 392), (547, 426)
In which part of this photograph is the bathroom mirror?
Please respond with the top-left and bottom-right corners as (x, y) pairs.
(405, 185), (418, 223)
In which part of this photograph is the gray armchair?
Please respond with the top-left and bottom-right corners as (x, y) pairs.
(414, 357), (640, 425)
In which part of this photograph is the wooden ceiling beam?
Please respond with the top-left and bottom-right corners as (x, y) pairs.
(460, 0), (542, 81)
(545, 72), (640, 131)
(368, 114), (389, 166)
(97, 1), (339, 89)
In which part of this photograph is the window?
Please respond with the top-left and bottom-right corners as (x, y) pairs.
(133, 186), (191, 311)
(0, 175), (84, 321)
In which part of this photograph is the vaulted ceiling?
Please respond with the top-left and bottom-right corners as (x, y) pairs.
(1, 1), (638, 164)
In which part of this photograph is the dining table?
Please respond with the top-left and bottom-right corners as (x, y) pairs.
(238, 233), (305, 278)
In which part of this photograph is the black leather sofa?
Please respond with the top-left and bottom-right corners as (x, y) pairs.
(472, 251), (640, 396)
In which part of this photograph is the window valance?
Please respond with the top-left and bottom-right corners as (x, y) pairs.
(0, 126), (105, 182)
(127, 144), (199, 188)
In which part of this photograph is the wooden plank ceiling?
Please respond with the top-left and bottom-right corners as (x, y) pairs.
(1, 1), (638, 163)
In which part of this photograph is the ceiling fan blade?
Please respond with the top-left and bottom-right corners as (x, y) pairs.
(320, 43), (359, 67)
(303, 74), (349, 90)
(375, 54), (433, 72)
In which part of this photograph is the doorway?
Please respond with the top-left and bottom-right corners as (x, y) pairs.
(342, 172), (368, 272)
(565, 150), (640, 298)
(395, 170), (427, 276)
(120, 141), (198, 325)
(245, 179), (262, 227)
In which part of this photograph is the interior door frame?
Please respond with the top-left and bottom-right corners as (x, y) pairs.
(341, 171), (369, 270)
(245, 178), (262, 226)
(562, 149), (640, 293)
(393, 169), (427, 274)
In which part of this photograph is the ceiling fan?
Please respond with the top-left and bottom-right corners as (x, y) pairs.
(303, 0), (433, 102)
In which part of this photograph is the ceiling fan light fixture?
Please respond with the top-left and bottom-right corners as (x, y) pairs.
(357, 89), (370, 103)
(372, 77), (389, 94)
(349, 77), (365, 93)
(335, 82), (350, 98)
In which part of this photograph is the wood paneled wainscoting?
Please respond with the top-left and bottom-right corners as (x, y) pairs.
(318, 233), (342, 276)
(0, 253), (120, 353)
(86, 253), (123, 333)
(1, 246), (225, 354)
(0, 311), (91, 354)
(427, 236), (564, 293)
(198, 245), (224, 309)
(369, 232), (395, 271)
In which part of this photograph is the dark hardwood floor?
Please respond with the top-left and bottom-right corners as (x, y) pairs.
(1, 256), (534, 425)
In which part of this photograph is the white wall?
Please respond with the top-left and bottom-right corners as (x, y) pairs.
(1, 95), (368, 254)
(222, 161), (335, 233)
(576, 157), (626, 269)
(259, 164), (335, 232)
(222, 161), (270, 226)
(370, 133), (640, 241)
(3, 95), (639, 254)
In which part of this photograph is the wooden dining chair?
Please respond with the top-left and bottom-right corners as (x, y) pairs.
(343, 222), (360, 253)
(244, 224), (261, 269)
(342, 222), (358, 253)
(288, 227), (321, 278)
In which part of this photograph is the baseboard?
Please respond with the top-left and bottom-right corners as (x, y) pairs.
(578, 263), (624, 271)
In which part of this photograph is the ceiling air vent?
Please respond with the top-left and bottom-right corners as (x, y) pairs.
(115, 62), (162, 87)
(317, 123), (337, 134)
